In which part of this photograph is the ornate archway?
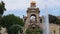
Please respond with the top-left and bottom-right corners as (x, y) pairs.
(23, 1), (41, 34)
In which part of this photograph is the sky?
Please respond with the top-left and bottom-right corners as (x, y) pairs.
(0, 0), (60, 18)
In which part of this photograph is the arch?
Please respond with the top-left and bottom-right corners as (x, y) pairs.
(30, 14), (36, 17)
(30, 14), (37, 21)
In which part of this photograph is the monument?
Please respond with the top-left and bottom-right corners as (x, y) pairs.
(23, 1), (41, 34)
(22, 0), (60, 34)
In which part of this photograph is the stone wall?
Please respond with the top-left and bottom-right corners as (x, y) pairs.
(49, 23), (60, 34)
(0, 27), (8, 34)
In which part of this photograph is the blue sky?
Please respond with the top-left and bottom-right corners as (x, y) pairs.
(0, 0), (60, 18)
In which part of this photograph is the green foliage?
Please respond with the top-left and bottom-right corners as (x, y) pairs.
(49, 14), (57, 23)
(1, 14), (24, 34)
(49, 14), (60, 25)
(1, 14), (24, 27)
(56, 19), (60, 25)
(8, 25), (22, 34)
(0, 1), (6, 15)
(26, 28), (42, 34)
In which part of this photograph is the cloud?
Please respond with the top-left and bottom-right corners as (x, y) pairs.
(0, 0), (60, 17)
(2, 0), (30, 10)
(2, 0), (60, 10)
(3, 0), (60, 9)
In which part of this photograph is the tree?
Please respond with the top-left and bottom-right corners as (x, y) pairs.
(26, 28), (42, 34)
(8, 24), (23, 34)
(49, 14), (60, 25)
(0, 1), (6, 16)
(0, 1), (6, 34)
(49, 14), (57, 23)
(56, 19), (60, 25)
(1, 14), (24, 34)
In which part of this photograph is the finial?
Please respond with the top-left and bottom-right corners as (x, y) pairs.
(30, 0), (36, 7)
(31, 0), (36, 3)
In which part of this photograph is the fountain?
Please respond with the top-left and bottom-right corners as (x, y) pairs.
(43, 5), (50, 34)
